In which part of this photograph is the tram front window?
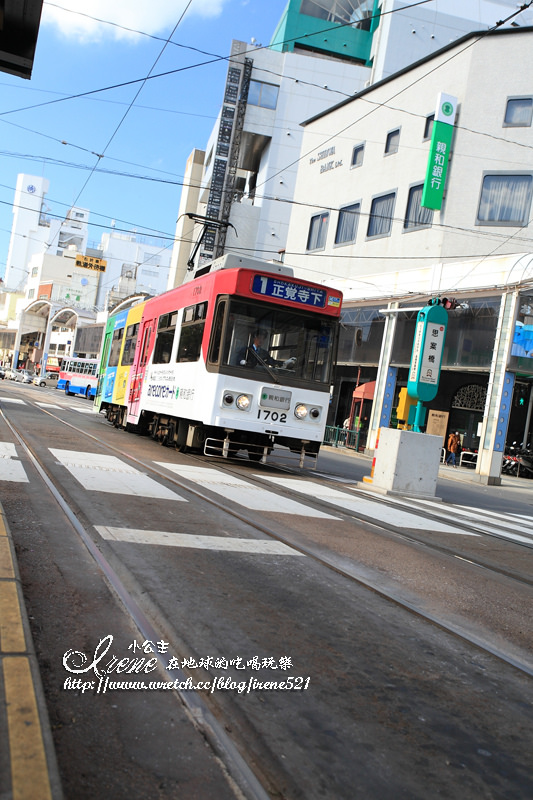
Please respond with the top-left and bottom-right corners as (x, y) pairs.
(220, 299), (336, 386)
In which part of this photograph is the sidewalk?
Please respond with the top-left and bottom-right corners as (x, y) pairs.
(0, 504), (63, 800)
(322, 443), (533, 490)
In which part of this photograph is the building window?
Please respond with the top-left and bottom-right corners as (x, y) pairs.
(351, 144), (364, 168)
(335, 203), (360, 245)
(404, 184), (433, 230)
(31, 267), (38, 276)
(384, 128), (400, 155)
(423, 114), (434, 140)
(477, 174), (533, 225)
(27, 288), (35, 299)
(504, 97), (533, 127)
(306, 212), (329, 251)
(248, 81), (279, 110)
(367, 193), (396, 238)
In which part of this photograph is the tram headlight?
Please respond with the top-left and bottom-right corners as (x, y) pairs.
(223, 393), (234, 406)
(236, 394), (251, 411)
(294, 404), (308, 419)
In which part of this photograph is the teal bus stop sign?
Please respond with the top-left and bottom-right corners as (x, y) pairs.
(407, 303), (448, 403)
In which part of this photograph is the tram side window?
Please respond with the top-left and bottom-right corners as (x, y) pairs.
(109, 329), (124, 368)
(208, 301), (226, 365)
(177, 302), (208, 362)
(121, 323), (140, 366)
(153, 311), (178, 364)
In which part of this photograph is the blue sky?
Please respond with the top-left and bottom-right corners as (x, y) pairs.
(0, 0), (285, 279)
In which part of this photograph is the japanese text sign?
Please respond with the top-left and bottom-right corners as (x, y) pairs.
(407, 303), (448, 402)
(421, 93), (457, 211)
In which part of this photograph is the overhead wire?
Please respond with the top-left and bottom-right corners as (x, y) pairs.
(2, 0), (435, 119)
(2, 1), (532, 280)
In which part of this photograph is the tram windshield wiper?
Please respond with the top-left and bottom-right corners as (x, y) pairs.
(246, 347), (280, 384)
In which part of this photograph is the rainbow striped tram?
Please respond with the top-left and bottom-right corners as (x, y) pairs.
(95, 255), (342, 466)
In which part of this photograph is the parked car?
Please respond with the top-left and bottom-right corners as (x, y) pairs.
(4, 368), (17, 380)
(0, 367), (4, 379)
(33, 372), (59, 387)
(13, 369), (33, 383)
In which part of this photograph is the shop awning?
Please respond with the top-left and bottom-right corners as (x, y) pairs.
(352, 381), (376, 400)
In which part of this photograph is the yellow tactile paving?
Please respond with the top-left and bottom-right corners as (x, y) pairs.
(0, 507), (57, 798)
(0, 582), (26, 653)
(0, 536), (15, 579)
(3, 657), (53, 800)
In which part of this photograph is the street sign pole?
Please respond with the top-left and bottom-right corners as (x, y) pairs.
(407, 301), (449, 432)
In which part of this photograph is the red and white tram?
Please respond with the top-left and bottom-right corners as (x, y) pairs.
(107, 255), (342, 465)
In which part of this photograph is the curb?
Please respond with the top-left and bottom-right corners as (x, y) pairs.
(0, 505), (63, 800)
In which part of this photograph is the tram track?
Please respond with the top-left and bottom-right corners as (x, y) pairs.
(3, 391), (533, 682)
(2, 388), (533, 799)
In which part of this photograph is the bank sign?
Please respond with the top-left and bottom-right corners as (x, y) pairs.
(407, 303), (448, 402)
(421, 93), (457, 211)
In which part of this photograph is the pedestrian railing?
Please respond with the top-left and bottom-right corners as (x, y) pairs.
(459, 450), (478, 468)
(323, 426), (361, 451)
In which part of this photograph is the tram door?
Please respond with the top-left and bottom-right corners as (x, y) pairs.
(128, 320), (154, 423)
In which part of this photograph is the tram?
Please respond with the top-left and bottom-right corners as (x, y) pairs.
(95, 255), (342, 465)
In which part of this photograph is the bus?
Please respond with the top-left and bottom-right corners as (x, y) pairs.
(58, 357), (99, 399)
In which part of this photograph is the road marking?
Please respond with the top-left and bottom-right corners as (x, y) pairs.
(0, 442), (29, 483)
(154, 463), (340, 519)
(0, 397), (26, 404)
(50, 449), (183, 500)
(400, 498), (533, 544)
(96, 526), (305, 555)
(3, 657), (53, 800)
(259, 476), (478, 534)
(68, 406), (95, 414)
(35, 402), (62, 409)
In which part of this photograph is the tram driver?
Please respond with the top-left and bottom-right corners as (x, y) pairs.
(237, 329), (296, 370)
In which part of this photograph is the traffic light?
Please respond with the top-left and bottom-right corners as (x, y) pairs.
(441, 297), (458, 310)
(514, 384), (529, 408)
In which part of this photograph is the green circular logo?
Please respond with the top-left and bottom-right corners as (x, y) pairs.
(441, 101), (454, 116)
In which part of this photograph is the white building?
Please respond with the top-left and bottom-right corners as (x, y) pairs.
(95, 230), (171, 309)
(283, 25), (533, 483)
(168, 39), (371, 286)
(4, 174), (89, 291)
(170, 0), (533, 288)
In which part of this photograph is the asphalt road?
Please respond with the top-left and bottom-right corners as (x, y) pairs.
(1, 382), (532, 800)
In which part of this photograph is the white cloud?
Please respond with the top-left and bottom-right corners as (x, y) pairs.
(42, 0), (227, 43)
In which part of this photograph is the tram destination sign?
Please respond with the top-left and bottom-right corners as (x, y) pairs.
(252, 274), (327, 307)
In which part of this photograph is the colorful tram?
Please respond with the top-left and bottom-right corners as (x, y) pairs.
(95, 255), (342, 465)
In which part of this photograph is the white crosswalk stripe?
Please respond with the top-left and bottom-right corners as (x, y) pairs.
(409, 498), (533, 544)
(258, 475), (474, 534)
(0, 397), (25, 404)
(154, 463), (340, 519)
(0, 442), (29, 482)
(50, 449), (182, 499)
(350, 485), (533, 544)
(96, 526), (305, 555)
